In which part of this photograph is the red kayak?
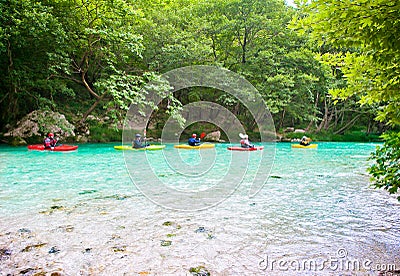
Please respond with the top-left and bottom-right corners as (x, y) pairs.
(28, 144), (78, 152)
(227, 146), (264, 151)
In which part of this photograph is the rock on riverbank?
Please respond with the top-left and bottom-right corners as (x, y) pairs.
(3, 110), (75, 145)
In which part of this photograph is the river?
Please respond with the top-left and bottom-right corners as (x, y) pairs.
(0, 142), (398, 275)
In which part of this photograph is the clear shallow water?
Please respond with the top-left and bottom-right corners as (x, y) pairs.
(0, 142), (399, 275)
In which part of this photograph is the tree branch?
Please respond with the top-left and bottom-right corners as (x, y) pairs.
(81, 71), (100, 98)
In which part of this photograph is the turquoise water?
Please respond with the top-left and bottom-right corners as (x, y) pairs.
(0, 142), (399, 275)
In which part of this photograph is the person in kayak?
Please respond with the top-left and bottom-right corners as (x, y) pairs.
(188, 133), (201, 146)
(43, 133), (57, 149)
(300, 136), (311, 146)
(132, 133), (149, 148)
(240, 134), (254, 148)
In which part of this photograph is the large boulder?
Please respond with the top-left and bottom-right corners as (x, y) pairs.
(204, 130), (221, 142)
(4, 110), (75, 145)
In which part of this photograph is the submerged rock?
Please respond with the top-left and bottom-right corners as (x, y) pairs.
(195, 227), (215, 239)
(162, 221), (181, 229)
(18, 228), (31, 234)
(0, 248), (11, 260)
(19, 268), (35, 274)
(78, 189), (98, 195)
(57, 225), (74, 233)
(112, 245), (126, 252)
(48, 246), (60, 254)
(94, 194), (130, 200)
(189, 266), (210, 276)
(160, 240), (172, 247)
(195, 227), (206, 233)
(22, 243), (47, 252)
(40, 205), (67, 215)
(207, 233), (215, 240)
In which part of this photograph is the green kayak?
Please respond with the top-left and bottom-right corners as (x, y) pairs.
(114, 145), (166, 151)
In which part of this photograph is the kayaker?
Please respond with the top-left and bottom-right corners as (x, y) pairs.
(240, 134), (254, 148)
(44, 133), (57, 149)
(188, 133), (201, 146)
(132, 134), (148, 148)
(300, 136), (311, 146)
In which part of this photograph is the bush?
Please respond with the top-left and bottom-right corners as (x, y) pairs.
(89, 124), (122, 142)
(368, 131), (400, 201)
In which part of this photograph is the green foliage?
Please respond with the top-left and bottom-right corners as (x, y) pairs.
(292, 0), (400, 126)
(45, 0), (147, 124)
(0, 0), (389, 149)
(0, 0), (66, 127)
(368, 132), (400, 200)
(89, 123), (122, 142)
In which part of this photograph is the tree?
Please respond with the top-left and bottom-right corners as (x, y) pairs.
(293, 0), (400, 199)
(0, 0), (66, 129)
(195, 0), (337, 131)
(293, 0), (400, 125)
(45, 0), (147, 126)
(131, 0), (213, 73)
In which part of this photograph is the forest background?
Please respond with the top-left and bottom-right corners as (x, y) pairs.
(0, 0), (399, 197)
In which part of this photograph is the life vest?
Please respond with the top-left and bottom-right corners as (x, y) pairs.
(49, 138), (57, 147)
(44, 137), (51, 148)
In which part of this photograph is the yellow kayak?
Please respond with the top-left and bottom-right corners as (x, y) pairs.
(174, 144), (215, 149)
(114, 145), (166, 151)
(291, 144), (318, 149)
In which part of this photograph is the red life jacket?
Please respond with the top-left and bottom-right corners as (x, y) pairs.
(44, 137), (51, 148)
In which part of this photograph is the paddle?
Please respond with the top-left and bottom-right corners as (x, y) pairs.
(193, 132), (206, 146)
(50, 137), (58, 149)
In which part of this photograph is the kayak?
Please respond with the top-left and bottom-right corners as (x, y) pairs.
(174, 144), (215, 149)
(114, 145), (166, 151)
(227, 146), (264, 151)
(291, 144), (318, 149)
(28, 144), (78, 152)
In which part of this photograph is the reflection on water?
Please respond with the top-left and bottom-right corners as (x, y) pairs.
(0, 142), (398, 275)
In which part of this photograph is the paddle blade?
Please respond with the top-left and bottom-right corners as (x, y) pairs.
(200, 132), (206, 139)
(239, 133), (245, 139)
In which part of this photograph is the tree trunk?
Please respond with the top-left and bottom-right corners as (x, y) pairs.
(306, 92), (319, 131)
(242, 30), (247, 64)
(316, 97), (328, 132)
(324, 107), (334, 130)
(279, 109), (286, 131)
(79, 92), (107, 125)
(334, 114), (362, 135)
